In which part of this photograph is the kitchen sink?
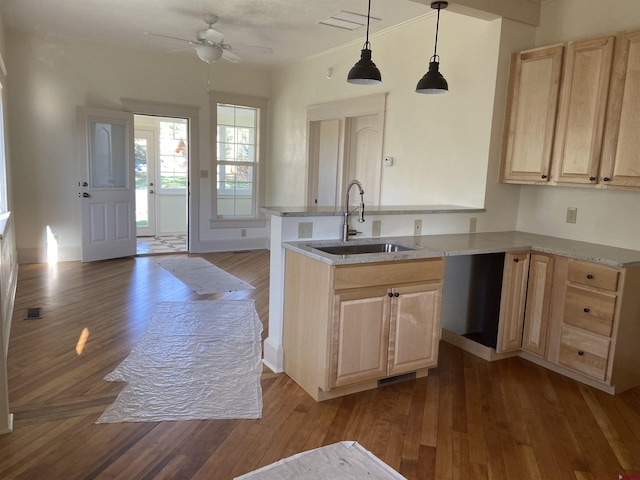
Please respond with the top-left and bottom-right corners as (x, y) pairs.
(311, 242), (416, 255)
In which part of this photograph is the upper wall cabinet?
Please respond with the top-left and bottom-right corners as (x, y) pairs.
(500, 29), (640, 190)
(552, 36), (615, 185)
(500, 45), (563, 184)
(600, 30), (640, 188)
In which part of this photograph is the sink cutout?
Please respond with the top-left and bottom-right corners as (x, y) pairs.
(312, 243), (415, 255)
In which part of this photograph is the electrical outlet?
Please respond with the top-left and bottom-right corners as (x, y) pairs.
(241, 229), (247, 238)
(298, 222), (313, 238)
(414, 219), (422, 236)
(469, 217), (477, 233)
(372, 220), (381, 237)
(566, 207), (577, 224)
(383, 157), (394, 166)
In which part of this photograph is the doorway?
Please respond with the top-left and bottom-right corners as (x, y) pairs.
(134, 114), (188, 254)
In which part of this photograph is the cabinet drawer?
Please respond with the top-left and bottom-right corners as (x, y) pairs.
(334, 258), (444, 290)
(558, 326), (610, 380)
(563, 285), (616, 336)
(567, 259), (619, 291)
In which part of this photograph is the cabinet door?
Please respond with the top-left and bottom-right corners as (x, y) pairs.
(387, 283), (442, 376)
(330, 288), (390, 388)
(497, 252), (530, 353)
(601, 29), (640, 188)
(500, 45), (564, 184)
(553, 36), (615, 185)
(522, 254), (554, 356)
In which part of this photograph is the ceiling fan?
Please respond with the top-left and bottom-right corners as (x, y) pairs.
(147, 14), (243, 63)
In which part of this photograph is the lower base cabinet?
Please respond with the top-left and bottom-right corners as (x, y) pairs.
(497, 252), (640, 393)
(283, 250), (444, 401)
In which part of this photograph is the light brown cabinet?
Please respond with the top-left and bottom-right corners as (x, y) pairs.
(497, 252), (554, 356)
(283, 250), (444, 401)
(500, 46), (563, 184)
(500, 29), (640, 190)
(331, 283), (441, 388)
(496, 252), (640, 393)
(600, 29), (640, 188)
(553, 36), (615, 185)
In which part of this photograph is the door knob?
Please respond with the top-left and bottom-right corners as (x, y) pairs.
(82, 192), (90, 198)
(149, 190), (154, 194)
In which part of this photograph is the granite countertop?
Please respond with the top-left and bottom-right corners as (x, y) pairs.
(261, 205), (485, 217)
(283, 231), (640, 268)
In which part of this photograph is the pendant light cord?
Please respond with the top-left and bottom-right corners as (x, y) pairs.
(364, 0), (372, 49)
(432, 5), (441, 60)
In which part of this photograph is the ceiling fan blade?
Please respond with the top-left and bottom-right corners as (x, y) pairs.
(222, 49), (242, 63)
(145, 32), (196, 45)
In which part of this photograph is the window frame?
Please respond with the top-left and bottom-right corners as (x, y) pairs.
(209, 92), (268, 228)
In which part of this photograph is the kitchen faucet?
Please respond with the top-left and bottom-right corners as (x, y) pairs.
(342, 180), (365, 241)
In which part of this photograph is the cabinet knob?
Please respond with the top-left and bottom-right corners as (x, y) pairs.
(541, 174), (548, 179)
(587, 274), (593, 279)
(603, 177), (611, 182)
(578, 351), (584, 356)
(388, 292), (394, 298)
(583, 307), (590, 313)
(589, 176), (596, 181)
(394, 292), (400, 297)
(514, 258), (519, 263)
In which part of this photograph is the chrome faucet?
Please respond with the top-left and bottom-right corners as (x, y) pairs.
(342, 180), (365, 241)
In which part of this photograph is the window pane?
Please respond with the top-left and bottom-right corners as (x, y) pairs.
(158, 118), (188, 192)
(216, 103), (259, 218)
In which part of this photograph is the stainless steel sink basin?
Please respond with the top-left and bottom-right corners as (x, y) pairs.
(312, 243), (415, 255)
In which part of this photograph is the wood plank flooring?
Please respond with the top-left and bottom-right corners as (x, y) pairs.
(1, 250), (639, 479)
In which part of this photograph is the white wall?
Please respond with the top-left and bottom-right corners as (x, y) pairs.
(515, 0), (640, 250)
(267, 12), (535, 235)
(5, 32), (270, 262)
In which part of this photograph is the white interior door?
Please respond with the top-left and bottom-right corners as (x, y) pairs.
(134, 128), (156, 237)
(77, 107), (136, 262)
(345, 113), (383, 206)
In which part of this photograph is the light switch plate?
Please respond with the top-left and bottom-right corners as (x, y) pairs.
(566, 207), (577, 224)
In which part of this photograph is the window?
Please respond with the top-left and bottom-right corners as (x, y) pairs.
(158, 118), (188, 192)
(0, 80), (7, 214)
(217, 104), (257, 217)
(210, 93), (267, 226)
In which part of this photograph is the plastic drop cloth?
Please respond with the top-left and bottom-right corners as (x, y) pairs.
(96, 300), (263, 423)
(234, 441), (407, 479)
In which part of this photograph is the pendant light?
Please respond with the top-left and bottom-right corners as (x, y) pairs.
(416, 1), (448, 94)
(347, 0), (382, 85)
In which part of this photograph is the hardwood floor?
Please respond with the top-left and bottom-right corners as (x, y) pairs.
(1, 250), (640, 479)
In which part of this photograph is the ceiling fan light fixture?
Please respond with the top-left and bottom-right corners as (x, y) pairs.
(347, 0), (382, 85)
(416, 1), (449, 94)
(196, 44), (223, 63)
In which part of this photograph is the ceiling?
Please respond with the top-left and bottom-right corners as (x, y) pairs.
(1, 0), (434, 68)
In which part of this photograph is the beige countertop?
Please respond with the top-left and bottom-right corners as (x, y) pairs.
(261, 205), (485, 217)
(283, 231), (640, 268)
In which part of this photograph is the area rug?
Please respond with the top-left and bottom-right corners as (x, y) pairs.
(96, 300), (263, 423)
(155, 256), (255, 294)
(234, 441), (407, 479)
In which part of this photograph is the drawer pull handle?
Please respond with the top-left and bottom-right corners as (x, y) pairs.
(578, 351), (584, 356)
(583, 307), (590, 313)
(586, 274), (593, 279)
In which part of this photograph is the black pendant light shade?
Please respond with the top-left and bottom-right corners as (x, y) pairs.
(416, 1), (448, 94)
(347, 48), (382, 84)
(347, 0), (382, 85)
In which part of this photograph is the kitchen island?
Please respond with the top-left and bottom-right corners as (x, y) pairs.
(262, 207), (640, 398)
